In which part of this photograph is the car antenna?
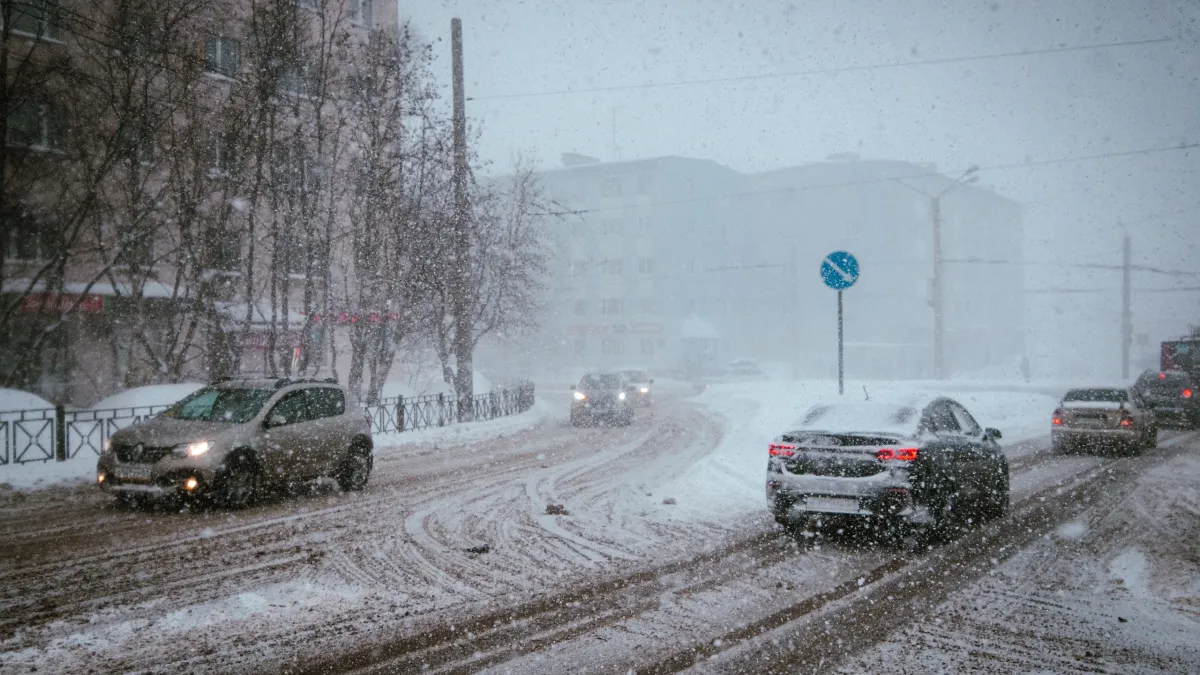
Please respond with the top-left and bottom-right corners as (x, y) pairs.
(862, 385), (870, 401)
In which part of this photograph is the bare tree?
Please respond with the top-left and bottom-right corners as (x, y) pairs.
(428, 160), (552, 402)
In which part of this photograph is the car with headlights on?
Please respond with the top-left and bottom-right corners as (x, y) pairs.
(570, 372), (635, 426)
(766, 396), (1009, 543)
(1051, 386), (1157, 455)
(619, 369), (655, 407)
(96, 377), (373, 508)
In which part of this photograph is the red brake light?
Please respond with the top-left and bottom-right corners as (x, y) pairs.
(1159, 372), (1166, 379)
(877, 447), (919, 461)
(1184, 388), (1193, 399)
(1052, 409), (1063, 425)
(768, 443), (796, 457)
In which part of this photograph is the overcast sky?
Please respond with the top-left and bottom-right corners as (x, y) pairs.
(401, 0), (1200, 375)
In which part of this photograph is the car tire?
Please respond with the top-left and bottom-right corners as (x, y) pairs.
(929, 489), (967, 542)
(983, 473), (1010, 521)
(215, 452), (260, 509)
(336, 442), (373, 492)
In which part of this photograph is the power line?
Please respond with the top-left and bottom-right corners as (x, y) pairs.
(472, 37), (1174, 102)
(544, 141), (1200, 218)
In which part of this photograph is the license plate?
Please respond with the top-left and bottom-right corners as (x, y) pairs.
(804, 497), (860, 514)
(1073, 418), (1104, 428)
(113, 464), (153, 482)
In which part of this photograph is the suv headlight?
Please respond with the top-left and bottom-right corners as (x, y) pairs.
(640, 387), (649, 394)
(618, 392), (627, 400)
(173, 441), (212, 458)
(573, 391), (586, 401)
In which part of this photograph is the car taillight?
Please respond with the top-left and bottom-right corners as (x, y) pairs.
(877, 447), (919, 461)
(768, 443), (796, 457)
(1052, 408), (1063, 425)
(1119, 415), (1134, 427)
(1184, 388), (1193, 399)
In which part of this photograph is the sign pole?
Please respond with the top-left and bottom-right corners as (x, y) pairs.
(837, 290), (844, 395)
(820, 250), (859, 398)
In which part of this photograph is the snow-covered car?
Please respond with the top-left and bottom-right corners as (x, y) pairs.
(570, 372), (635, 426)
(1132, 370), (1199, 429)
(619, 369), (655, 407)
(96, 377), (373, 508)
(766, 397), (1009, 542)
(1051, 387), (1157, 455)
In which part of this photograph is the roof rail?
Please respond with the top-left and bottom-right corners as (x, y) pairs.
(273, 377), (339, 389)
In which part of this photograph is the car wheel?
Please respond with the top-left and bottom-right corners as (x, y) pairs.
(983, 473), (1010, 521)
(215, 452), (260, 509)
(336, 443), (373, 492)
(930, 489), (967, 542)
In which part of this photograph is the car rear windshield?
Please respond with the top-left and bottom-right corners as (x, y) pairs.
(623, 371), (650, 382)
(581, 374), (623, 390)
(1144, 373), (1191, 393)
(1063, 388), (1127, 403)
(160, 387), (275, 423)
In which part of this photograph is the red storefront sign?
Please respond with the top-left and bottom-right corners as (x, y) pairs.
(20, 293), (105, 314)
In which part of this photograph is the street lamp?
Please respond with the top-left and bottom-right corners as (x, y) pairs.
(893, 165), (979, 380)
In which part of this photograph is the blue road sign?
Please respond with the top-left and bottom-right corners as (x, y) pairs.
(820, 251), (860, 290)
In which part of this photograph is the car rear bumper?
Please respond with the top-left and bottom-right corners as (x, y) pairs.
(1146, 406), (1199, 425)
(765, 471), (933, 525)
(1052, 427), (1139, 442)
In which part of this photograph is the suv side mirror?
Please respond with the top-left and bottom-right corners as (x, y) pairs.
(267, 414), (287, 428)
(983, 427), (1002, 441)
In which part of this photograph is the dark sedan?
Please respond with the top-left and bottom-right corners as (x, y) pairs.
(766, 396), (1009, 544)
(1133, 370), (1199, 429)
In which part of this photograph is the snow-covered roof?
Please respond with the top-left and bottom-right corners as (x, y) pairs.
(0, 387), (54, 412)
(2, 278), (187, 299)
(788, 397), (937, 437)
(681, 314), (720, 339)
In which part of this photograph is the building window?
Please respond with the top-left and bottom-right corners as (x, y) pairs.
(640, 339), (655, 355)
(9, 0), (64, 41)
(2, 211), (56, 262)
(638, 257), (653, 274)
(114, 223), (155, 269)
(6, 101), (65, 151)
(117, 122), (154, 164)
(205, 35), (240, 77)
(601, 177), (622, 198)
(639, 297), (654, 314)
(600, 298), (622, 316)
(573, 299), (587, 316)
(601, 259), (623, 275)
(350, 0), (373, 26)
(573, 338), (587, 357)
(601, 338), (624, 356)
(636, 173), (651, 195)
(209, 231), (241, 272)
(207, 128), (238, 175)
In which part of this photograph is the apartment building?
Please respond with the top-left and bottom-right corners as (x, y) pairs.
(2, 0), (395, 404)
(530, 153), (1025, 380)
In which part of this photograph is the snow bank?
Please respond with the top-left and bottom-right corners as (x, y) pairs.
(89, 383), (205, 410)
(0, 388), (54, 412)
(660, 379), (1060, 521)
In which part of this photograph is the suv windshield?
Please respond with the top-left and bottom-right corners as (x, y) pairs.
(622, 371), (650, 382)
(160, 387), (275, 423)
(1063, 388), (1128, 403)
(580, 374), (623, 390)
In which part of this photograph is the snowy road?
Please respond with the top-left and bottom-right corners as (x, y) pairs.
(1, 392), (1196, 675)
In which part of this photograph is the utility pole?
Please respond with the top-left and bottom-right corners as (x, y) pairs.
(932, 196), (945, 380)
(789, 240), (799, 380)
(1121, 232), (1132, 380)
(450, 18), (473, 404)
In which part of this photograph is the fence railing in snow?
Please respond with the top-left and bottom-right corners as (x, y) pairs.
(0, 382), (536, 467)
